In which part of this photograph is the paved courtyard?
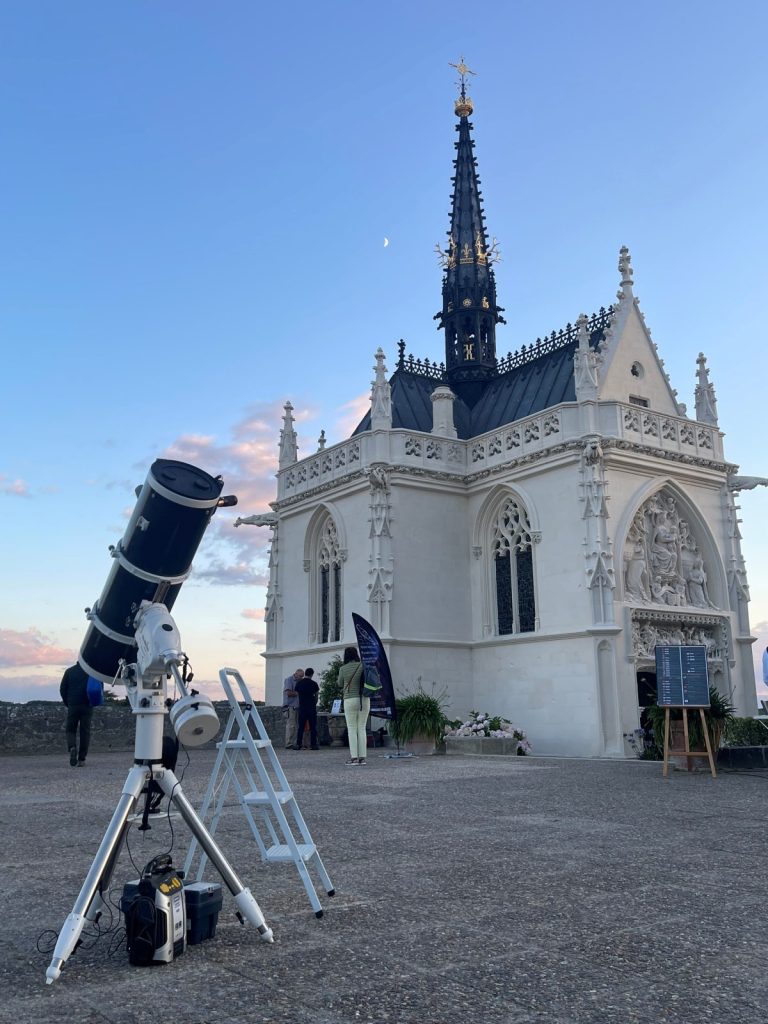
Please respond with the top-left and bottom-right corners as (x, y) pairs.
(1, 745), (765, 1024)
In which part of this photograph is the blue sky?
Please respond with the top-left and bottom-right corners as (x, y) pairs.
(2, 0), (767, 704)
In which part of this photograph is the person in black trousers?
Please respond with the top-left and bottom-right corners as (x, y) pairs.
(293, 668), (320, 750)
(60, 663), (93, 767)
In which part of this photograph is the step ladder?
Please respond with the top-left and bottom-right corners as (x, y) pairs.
(183, 667), (335, 917)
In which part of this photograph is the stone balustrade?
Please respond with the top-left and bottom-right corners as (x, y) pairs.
(276, 401), (724, 503)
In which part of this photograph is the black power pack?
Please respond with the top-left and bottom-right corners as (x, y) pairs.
(122, 856), (186, 966)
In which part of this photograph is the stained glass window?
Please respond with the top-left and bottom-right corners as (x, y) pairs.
(320, 566), (329, 644)
(491, 497), (536, 635)
(332, 564), (341, 642)
(318, 515), (342, 643)
(495, 550), (514, 634)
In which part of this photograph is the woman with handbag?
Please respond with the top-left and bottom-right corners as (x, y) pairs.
(338, 646), (369, 766)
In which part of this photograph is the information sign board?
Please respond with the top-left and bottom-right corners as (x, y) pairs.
(654, 645), (710, 707)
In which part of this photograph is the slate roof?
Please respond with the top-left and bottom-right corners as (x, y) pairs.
(353, 310), (611, 441)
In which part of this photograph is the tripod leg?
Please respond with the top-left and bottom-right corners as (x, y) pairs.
(159, 770), (273, 943)
(46, 766), (148, 984)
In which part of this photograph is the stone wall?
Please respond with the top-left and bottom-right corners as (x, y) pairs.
(0, 701), (288, 756)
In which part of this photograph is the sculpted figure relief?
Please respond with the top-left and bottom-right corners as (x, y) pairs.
(623, 491), (717, 610)
(650, 511), (679, 577)
(686, 557), (713, 608)
(624, 536), (651, 603)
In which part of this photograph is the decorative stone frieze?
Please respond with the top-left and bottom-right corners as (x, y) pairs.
(630, 608), (729, 664)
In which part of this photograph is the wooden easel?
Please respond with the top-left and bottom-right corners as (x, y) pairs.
(662, 705), (717, 779)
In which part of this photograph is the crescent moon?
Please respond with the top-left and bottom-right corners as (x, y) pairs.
(383, 237), (389, 247)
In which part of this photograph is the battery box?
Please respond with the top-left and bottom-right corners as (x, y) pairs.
(184, 881), (223, 945)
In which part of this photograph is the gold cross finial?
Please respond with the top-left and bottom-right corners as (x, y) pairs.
(450, 57), (476, 116)
(449, 57), (477, 90)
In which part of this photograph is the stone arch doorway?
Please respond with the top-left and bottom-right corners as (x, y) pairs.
(636, 668), (657, 710)
(636, 666), (657, 747)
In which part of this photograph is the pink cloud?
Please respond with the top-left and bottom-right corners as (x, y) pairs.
(238, 631), (266, 645)
(241, 608), (264, 621)
(0, 628), (76, 669)
(0, 475), (30, 497)
(332, 392), (370, 441)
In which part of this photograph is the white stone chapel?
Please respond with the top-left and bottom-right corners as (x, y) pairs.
(245, 71), (760, 757)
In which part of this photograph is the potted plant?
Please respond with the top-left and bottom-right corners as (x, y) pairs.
(718, 716), (768, 770)
(317, 656), (346, 746)
(317, 655), (344, 711)
(389, 687), (448, 754)
(645, 686), (735, 765)
(445, 710), (532, 755)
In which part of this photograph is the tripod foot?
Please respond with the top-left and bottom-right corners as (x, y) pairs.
(46, 911), (87, 984)
(234, 889), (274, 942)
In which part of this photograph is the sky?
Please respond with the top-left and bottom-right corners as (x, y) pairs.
(2, 0), (768, 706)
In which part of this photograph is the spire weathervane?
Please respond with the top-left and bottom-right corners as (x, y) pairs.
(449, 57), (476, 91)
(449, 56), (476, 117)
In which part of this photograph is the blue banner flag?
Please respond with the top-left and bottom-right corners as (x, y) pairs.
(352, 613), (397, 722)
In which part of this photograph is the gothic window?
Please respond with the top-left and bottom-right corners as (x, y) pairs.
(462, 317), (475, 360)
(317, 516), (342, 643)
(447, 325), (458, 366)
(480, 318), (490, 360)
(491, 498), (536, 635)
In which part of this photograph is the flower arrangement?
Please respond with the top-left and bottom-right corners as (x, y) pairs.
(445, 710), (531, 755)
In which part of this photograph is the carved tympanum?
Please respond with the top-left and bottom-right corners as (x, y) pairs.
(623, 491), (715, 609)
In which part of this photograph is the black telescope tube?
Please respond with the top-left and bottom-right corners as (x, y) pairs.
(79, 459), (228, 684)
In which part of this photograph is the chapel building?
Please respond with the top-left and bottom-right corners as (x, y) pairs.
(251, 72), (759, 756)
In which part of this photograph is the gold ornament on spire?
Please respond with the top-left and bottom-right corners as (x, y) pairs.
(449, 56), (476, 117)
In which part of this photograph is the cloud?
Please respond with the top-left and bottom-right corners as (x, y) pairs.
(0, 475), (30, 497)
(0, 628), (75, 669)
(0, 674), (62, 703)
(241, 608), (264, 621)
(238, 631), (266, 645)
(752, 620), (768, 696)
(189, 562), (269, 587)
(331, 392), (370, 441)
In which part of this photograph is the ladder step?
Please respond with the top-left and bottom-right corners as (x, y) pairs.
(218, 738), (271, 749)
(243, 790), (293, 805)
(265, 843), (316, 863)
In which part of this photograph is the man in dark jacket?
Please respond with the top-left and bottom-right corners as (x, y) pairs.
(60, 663), (93, 767)
(293, 667), (320, 750)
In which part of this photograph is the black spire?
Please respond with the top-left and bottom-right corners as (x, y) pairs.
(435, 61), (505, 406)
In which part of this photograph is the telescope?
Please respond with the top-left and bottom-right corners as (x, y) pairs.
(46, 458), (274, 985)
(80, 458), (230, 685)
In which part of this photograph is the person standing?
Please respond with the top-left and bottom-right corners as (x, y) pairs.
(59, 662), (93, 767)
(338, 647), (369, 766)
(293, 667), (320, 750)
(282, 668), (303, 749)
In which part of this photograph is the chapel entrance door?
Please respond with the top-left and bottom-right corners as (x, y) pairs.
(636, 669), (657, 741)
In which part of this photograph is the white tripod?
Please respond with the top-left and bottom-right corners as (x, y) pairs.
(46, 604), (273, 984)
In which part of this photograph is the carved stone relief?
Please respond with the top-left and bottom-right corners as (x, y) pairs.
(630, 610), (728, 664)
(623, 491), (716, 609)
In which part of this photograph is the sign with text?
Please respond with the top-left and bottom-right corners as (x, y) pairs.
(655, 645), (710, 707)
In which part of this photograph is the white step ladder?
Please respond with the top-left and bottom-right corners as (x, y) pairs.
(183, 667), (335, 917)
